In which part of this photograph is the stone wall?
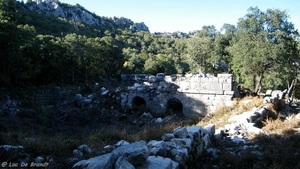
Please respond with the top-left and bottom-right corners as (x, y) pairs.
(121, 73), (236, 118)
(72, 124), (216, 169)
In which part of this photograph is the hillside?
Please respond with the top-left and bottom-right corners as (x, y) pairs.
(19, 0), (195, 37)
(22, 0), (150, 32)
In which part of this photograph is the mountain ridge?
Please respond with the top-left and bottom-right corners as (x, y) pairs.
(22, 0), (150, 32)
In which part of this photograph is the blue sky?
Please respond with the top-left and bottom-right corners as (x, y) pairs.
(60, 0), (300, 33)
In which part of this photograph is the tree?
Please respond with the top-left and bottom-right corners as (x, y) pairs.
(0, 0), (37, 85)
(122, 47), (145, 74)
(186, 26), (215, 73)
(34, 35), (71, 84)
(210, 24), (236, 74)
(173, 39), (190, 74)
(84, 36), (124, 78)
(228, 7), (299, 93)
(0, 0), (16, 84)
(144, 55), (160, 74)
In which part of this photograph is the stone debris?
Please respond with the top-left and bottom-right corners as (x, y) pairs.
(1, 77), (299, 168)
(71, 124), (211, 169)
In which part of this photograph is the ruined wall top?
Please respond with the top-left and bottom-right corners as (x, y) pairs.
(122, 73), (233, 95)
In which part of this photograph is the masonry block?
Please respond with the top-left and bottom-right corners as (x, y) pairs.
(190, 77), (200, 82)
(189, 81), (199, 90)
(210, 83), (223, 92)
(222, 83), (232, 91)
(208, 78), (219, 83)
(212, 100), (225, 106)
(179, 81), (190, 91)
(200, 82), (211, 91)
(200, 78), (210, 83)
(217, 74), (232, 79)
(224, 91), (234, 95)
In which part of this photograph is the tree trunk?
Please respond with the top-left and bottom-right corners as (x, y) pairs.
(198, 65), (202, 74)
(76, 35), (87, 83)
(287, 79), (296, 98)
(255, 72), (263, 94)
(72, 55), (75, 83)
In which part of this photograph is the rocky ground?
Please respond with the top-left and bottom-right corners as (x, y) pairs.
(0, 80), (300, 168)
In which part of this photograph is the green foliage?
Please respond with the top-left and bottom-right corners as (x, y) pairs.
(228, 7), (299, 93)
(0, 1), (299, 94)
(37, 106), (50, 125)
(186, 33), (214, 73)
(122, 47), (145, 74)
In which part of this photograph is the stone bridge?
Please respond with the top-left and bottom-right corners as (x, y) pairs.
(121, 73), (236, 118)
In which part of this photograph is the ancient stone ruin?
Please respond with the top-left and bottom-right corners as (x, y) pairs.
(120, 73), (236, 118)
(72, 124), (215, 169)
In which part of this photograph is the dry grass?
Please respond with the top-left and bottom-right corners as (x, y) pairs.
(197, 106), (234, 128)
(196, 96), (292, 130)
(0, 131), (81, 166)
(262, 117), (300, 135)
(88, 122), (178, 150)
(197, 96), (265, 129)
(0, 121), (179, 167)
(250, 133), (300, 169)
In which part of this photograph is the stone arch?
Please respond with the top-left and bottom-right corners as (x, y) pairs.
(131, 96), (147, 111)
(166, 98), (183, 116)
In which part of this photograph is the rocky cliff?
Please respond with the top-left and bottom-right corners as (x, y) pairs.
(24, 0), (150, 32)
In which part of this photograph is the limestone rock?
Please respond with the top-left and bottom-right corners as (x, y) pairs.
(187, 125), (203, 144)
(147, 140), (169, 156)
(101, 87), (109, 95)
(173, 127), (188, 138)
(162, 133), (175, 141)
(115, 156), (135, 169)
(155, 117), (163, 123)
(34, 156), (44, 163)
(77, 144), (92, 154)
(113, 140), (149, 166)
(73, 149), (83, 159)
(231, 135), (246, 144)
(148, 76), (158, 83)
(30, 0), (102, 26)
(204, 124), (215, 137)
(114, 140), (130, 148)
(0, 145), (24, 158)
(171, 138), (193, 151)
(206, 148), (221, 160)
(72, 153), (118, 169)
(130, 22), (149, 32)
(203, 133), (211, 149)
(170, 148), (188, 166)
(137, 156), (179, 169)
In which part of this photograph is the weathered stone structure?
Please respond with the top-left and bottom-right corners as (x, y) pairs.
(72, 124), (216, 169)
(121, 73), (235, 118)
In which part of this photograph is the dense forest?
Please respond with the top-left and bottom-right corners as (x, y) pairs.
(1, 0), (299, 96)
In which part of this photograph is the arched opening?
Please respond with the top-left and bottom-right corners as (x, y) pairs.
(166, 98), (183, 116)
(131, 96), (146, 112)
